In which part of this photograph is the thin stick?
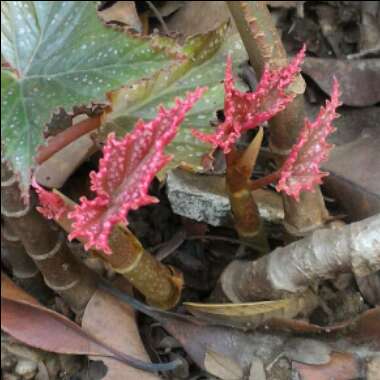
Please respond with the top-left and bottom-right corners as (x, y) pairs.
(36, 115), (101, 164)
(249, 171), (280, 191)
(146, 1), (170, 35)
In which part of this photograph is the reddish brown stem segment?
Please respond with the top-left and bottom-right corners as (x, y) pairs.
(250, 171), (280, 191)
(227, 1), (329, 235)
(1, 162), (97, 314)
(1, 221), (47, 297)
(36, 115), (101, 165)
(225, 130), (269, 252)
(54, 191), (183, 310)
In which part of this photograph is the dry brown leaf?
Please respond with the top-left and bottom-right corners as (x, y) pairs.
(204, 349), (244, 380)
(98, 1), (142, 32)
(1, 272), (40, 305)
(184, 291), (316, 330)
(1, 274), (161, 371)
(264, 307), (380, 347)
(284, 338), (331, 365)
(324, 134), (380, 221)
(82, 286), (159, 380)
(292, 352), (362, 380)
(302, 58), (380, 106)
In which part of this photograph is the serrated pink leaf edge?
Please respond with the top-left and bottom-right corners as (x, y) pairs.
(67, 88), (206, 254)
(192, 45), (306, 154)
(276, 78), (341, 200)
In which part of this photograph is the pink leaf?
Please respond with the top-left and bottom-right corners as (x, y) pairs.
(32, 178), (68, 221)
(192, 46), (305, 154)
(68, 88), (206, 254)
(276, 78), (341, 200)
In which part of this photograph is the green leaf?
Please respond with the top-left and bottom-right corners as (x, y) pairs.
(102, 29), (249, 176)
(1, 1), (175, 195)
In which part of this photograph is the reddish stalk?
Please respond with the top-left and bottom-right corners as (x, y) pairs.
(36, 115), (102, 165)
(227, 1), (330, 235)
(250, 171), (280, 191)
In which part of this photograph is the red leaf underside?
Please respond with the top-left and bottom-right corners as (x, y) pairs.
(68, 88), (206, 254)
(192, 46), (306, 154)
(32, 178), (68, 220)
(276, 79), (341, 200)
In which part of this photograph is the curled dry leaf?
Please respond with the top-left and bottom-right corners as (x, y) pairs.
(82, 286), (159, 380)
(184, 290), (317, 330)
(1, 274), (175, 372)
(98, 1), (142, 33)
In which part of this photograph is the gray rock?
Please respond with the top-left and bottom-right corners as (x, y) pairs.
(166, 169), (284, 226)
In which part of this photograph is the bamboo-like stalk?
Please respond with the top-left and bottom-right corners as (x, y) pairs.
(52, 191), (183, 309)
(1, 220), (47, 296)
(225, 129), (269, 252)
(1, 161), (97, 314)
(221, 214), (380, 302)
(227, 1), (330, 235)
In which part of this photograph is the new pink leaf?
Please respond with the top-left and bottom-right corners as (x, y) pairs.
(68, 88), (206, 254)
(276, 78), (341, 200)
(192, 46), (305, 153)
(32, 178), (68, 221)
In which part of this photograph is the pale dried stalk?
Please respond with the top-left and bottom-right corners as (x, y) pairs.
(1, 161), (97, 313)
(227, 1), (329, 235)
(221, 214), (380, 302)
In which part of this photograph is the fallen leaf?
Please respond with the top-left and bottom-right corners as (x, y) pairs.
(285, 338), (331, 365)
(82, 286), (159, 380)
(98, 1), (142, 32)
(1, 272), (39, 305)
(165, 1), (232, 37)
(204, 349), (244, 380)
(264, 307), (380, 347)
(1, 274), (170, 372)
(292, 352), (362, 380)
(184, 291), (317, 330)
(302, 58), (380, 106)
(323, 134), (380, 221)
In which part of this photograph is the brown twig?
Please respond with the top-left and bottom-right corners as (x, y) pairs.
(249, 171), (280, 191)
(36, 115), (102, 165)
